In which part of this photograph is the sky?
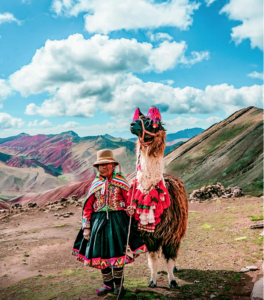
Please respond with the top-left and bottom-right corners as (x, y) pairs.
(0, 0), (263, 139)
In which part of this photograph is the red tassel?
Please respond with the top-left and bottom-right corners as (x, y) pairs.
(143, 194), (152, 206)
(150, 189), (159, 199)
(138, 194), (145, 206)
(154, 201), (163, 217)
(134, 189), (141, 200)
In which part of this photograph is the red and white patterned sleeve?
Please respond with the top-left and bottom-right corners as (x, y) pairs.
(82, 194), (95, 229)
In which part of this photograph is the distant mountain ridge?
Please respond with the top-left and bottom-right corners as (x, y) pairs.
(166, 128), (204, 142)
(0, 131), (136, 200)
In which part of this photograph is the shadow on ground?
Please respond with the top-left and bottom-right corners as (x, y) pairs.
(0, 267), (253, 300)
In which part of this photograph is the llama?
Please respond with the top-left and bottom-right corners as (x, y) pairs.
(129, 107), (188, 288)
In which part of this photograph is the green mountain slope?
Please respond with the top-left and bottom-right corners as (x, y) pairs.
(164, 106), (263, 196)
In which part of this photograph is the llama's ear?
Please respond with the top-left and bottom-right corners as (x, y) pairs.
(132, 108), (144, 121)
(146, 107), (162, 128)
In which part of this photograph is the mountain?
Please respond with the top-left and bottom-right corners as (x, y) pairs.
(0, 131), (136, 200)
(166, 128), (204, 142)
(164, 106), (263, 197)
(0, 132), (29, 145)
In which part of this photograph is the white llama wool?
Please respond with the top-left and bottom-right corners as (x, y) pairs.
(136, 146), (164, 193)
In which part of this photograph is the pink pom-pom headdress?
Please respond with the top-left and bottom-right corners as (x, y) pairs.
(132, 108), (141, 121)
(146, 107), (162, 128)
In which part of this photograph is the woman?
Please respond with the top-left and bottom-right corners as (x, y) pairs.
(72, 149), (148, 296)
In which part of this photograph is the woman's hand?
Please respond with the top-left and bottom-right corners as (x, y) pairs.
(83, 228), (91, 240)
(126, 206), (135, 216)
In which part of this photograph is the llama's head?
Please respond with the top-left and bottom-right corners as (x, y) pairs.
(130, 107), (166, 157)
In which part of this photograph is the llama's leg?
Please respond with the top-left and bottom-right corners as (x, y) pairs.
(162, 244), (180, 289)
(165, 259), (179, 289)
(147, 250), (161, 288)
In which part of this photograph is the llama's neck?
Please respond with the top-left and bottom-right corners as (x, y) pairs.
(136, 147), (164, 193)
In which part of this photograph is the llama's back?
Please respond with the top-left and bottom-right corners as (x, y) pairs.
(154, 173), (188, 248)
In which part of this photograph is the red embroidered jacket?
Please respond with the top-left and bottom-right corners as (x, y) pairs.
(82, 177), (130, 229)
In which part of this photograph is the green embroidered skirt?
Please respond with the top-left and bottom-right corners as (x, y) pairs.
(72, 210), (148, 269)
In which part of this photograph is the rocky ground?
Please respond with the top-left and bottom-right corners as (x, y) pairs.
(0, 195), (263, 300)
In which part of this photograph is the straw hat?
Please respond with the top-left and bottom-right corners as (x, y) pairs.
(93, 149), (121, 171)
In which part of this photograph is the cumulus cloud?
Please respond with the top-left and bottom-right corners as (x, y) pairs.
(10, 34), (208, 97)
(28, 119), (53, 128)
(0, 113), (24, 129)
(160, 79), (174, 85)
(8, 34), (209, 117)
(0, 79), (12, 108)
(57, 121), (80, 128)
(204, 0), (216, 6)
(220, 0), (263, 50)
(51, 0), (200, 33)
(148, 32), (173, 42)
(0, 12), (20, 25)
(247, 71), (263, 80)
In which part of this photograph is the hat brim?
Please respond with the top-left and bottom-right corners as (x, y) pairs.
(93, 159), (119, 167)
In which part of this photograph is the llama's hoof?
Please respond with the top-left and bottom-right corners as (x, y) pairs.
(173, 267), (178, 273)
(148, 281), (157, 288)
(169, 280), (179, 289)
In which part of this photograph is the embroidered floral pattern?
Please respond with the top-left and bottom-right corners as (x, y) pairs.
(82, 217), (90, 229)
(93, 185), (125, 212)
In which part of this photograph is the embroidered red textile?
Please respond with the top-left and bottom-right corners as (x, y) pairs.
(128, 180), (170, 232)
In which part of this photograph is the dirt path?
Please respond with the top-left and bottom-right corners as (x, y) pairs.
(0, 196), (263, 299)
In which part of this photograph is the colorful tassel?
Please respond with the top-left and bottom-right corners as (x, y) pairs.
(132, 108), (143, 121)
(146, 107), (162, 128)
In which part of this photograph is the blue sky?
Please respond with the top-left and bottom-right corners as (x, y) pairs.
(0, 0), (263, 138)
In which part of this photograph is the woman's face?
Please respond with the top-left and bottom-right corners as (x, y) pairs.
(98, 163), (115, 178)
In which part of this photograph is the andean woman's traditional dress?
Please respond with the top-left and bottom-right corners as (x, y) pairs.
(72, 171), (148, 269)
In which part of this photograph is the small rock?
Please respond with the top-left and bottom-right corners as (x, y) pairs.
(194, 280), (200, 283)
(207, 263), (212, 266)
(69, 212), (74, 215)
(63, 214), (70, 218)
(210, 295), (216, 299)
(22, 262), (28, 265)
(28, 202), (37, 208)
(218, 286), (223, 289)
(260, 231), (264, 236)
(239, 268), (249, 273)
(60, 197), (68, 203)
(235, 236), (247, 241)
(246, 266), (259, 271)
(54, 213), (58, 216)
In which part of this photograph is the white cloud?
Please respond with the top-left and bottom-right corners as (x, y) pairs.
(148, 32), (173, 42)
(57, 121), (80, 128)
(205, 0), (216, 6)
(160, 79), (174, 85)
(0, 113), (24, 129)
(51, 0), (200, 34)
(28, 119), (53, 128)
(8, 34), (209, 117)
(165, 115), (222, 131)
(0, 79), (12, 108)
(0, 12), (20, 25)
(247, 71), (263, 80)
(101, 80), (263, 117)
(220, 0), (263, 50)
